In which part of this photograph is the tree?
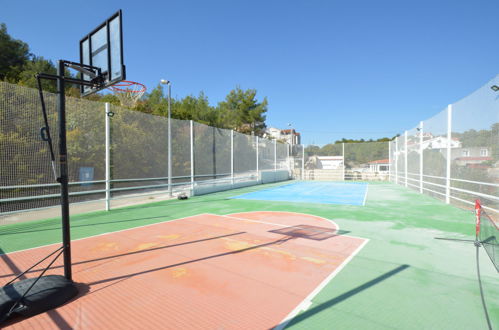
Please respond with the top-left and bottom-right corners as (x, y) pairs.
(16, 57), (57, 92)
(218, 87), (267, 135)
(0, 23), (31, 82)
(305, 145), (321, 156)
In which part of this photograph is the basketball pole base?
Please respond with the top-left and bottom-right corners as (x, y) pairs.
(0, 275), (78, 323)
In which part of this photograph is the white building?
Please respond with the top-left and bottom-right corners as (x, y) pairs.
(265, 127), (301, 145)
(306, 156), (344, 170)
(367, 159), (390, 172)
(423, 136), (462, 150)
(404, 135), (462, 154)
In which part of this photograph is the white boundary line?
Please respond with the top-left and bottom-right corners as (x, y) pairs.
(362, 184), (369, 206)
(215, 214), (291, 228)
(2, 213), (211, 256)
(274, 238), (369, 330)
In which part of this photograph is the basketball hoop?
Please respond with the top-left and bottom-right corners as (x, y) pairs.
(108, 81), (146, 107)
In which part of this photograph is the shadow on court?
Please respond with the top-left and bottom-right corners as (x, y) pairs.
(0, 215), (174, 237)
(276, 264), (410, 329)
(0, 247), (81, 328)
(0, 232), (246, 279)
(86, 235), (296, 286)
(0, 196), (231, 238)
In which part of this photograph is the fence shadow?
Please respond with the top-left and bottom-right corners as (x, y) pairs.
(0, 247), (77, 328)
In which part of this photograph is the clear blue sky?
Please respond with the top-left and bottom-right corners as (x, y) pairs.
(2, 0), (498, 145)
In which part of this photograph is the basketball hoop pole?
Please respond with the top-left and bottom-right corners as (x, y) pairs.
(36, 60), (106, 280)
(57, 60), (72, 281)
(37, 60), (119, 281)
(0, 11), (129, 322)
(36, 60), (103, 281)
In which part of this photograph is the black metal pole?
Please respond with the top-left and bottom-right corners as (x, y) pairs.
(57, 60), (72, 281)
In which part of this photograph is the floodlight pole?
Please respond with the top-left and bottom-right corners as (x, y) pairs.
(160, 80), (173, 197)
(190, 120), (195, 192)
(161, 80), (173, 197)
(57, 60), (72, 281)
(168, 82), (172, 196)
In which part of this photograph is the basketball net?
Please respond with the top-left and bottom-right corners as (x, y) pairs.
(108, 81), (146, 108)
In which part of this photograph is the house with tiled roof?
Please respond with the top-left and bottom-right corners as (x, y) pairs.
(264, 127), (301, 145)
(451, 147), (493, 167)
(367, 159), (390, 172)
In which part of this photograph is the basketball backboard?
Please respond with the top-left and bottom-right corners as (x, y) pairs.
(80, 10), (125, 96)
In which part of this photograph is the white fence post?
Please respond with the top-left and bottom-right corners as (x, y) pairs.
(395, 137), (399, 184)
(388, 141), (391, 182)
(404, 131), (408, 187)
(274, 139), (277, 172)
(287, 143), (290, 176)
(231, 130), (234, 185)
(256, 136), (259, 178)
(446, 105), (452, 204)
(301, 145), (305, 180)
(168, 119), (172, 198)
(190, 120), (194, 194)
(419, 121), (424, 194)
(105, 103), (111, 211)
(342, 142), (345, 181)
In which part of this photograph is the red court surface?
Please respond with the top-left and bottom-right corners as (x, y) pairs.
(1, 211), (367, 329)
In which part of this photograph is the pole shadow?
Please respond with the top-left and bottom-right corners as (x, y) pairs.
(0, 232), (246, 279)
(87, 235), (295, 286)
(275, 264), (410, 329)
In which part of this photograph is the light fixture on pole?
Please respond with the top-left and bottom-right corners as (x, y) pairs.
(491, 85), (499, 92)
(160, 79), (172, 197)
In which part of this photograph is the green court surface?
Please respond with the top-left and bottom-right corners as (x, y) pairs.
(1, 181), (497, 329)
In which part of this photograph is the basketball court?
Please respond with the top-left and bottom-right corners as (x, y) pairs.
(0, 8), (497, 330)
(231, 182), (369, 206)
(1, 211), (366, 329)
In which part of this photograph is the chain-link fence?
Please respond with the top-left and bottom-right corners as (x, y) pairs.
(2, 74), (498, 220)
(0, 83), (109, 213)
(0, 82), (291, 219)
(301, 75), (498, 219)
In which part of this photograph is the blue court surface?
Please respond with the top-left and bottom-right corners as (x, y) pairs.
(230, 181), (369, 206)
